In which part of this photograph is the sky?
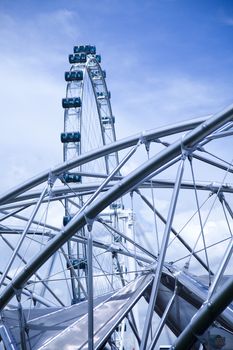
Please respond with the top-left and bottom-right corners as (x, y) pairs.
(1, 0), (233, 190)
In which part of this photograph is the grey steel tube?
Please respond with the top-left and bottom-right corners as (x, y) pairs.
(140, 158), (185, 350)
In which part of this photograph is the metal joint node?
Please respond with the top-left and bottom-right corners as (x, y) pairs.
(180, 133), (198, 158)
(139, 131), (150, 151)
(183, 261), (190, 271)
(196, 145), (205, 152)
(14, 288), (22, 303)
(154, 138), (169, 147)
(84, 212), (95, 232)
(203, 300), (212, 310)
(48, 172), (57, 187)
(180, 152), (187, 161)
(217, 192), (225, 203)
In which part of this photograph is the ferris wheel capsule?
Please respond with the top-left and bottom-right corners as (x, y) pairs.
(64, 71), (83, 82)
(62, 97), (82, 109)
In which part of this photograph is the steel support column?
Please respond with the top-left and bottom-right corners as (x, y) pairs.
(87, 228), (94, 350)
(140, 158), (185, 350)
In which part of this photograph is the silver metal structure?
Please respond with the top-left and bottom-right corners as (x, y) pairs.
(62, 45), (119, 305)
(0, 46), (233, 350)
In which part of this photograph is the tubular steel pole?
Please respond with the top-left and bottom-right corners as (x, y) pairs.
(140, 158), (185, 350)
(87, 226), (94, 350)
(148, 287), (177, 350)
(0, 105), (232, 310)
(208, 239), (233, 298)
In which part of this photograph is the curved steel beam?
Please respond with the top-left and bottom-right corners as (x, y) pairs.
(1, 179), (232, 212)
(3, 179), (233, 206)
(142, 180), (233, 193)
(3, 183), (114, 204)
(0, 106), (232, 309)
(0, 117), (208, 205)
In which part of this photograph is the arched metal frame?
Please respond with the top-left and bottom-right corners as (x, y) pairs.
(0, 66), (233, 348)
(0, 116), (209, 205)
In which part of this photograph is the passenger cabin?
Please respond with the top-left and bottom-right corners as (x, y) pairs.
(69, 53), (87, 64)
(73, 45), (96, 55)
(60, 132), (81, 143)
(62, 97), (82, 109)
(65, 71), (83, 82)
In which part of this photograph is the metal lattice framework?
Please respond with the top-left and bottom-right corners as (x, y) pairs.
(0, 45), (233, 350)
(61, 46), (121, 306)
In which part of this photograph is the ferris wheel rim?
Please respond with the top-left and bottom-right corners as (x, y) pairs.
(63, 53), (118, 176)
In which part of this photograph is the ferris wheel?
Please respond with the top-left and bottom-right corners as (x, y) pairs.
(0, 45), (233, 350)
(61, 45), (123, 305)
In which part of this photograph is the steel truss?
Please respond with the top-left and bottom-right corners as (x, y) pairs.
(0, 49), (233, 349)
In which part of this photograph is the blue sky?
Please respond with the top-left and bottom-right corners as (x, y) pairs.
(0, 2), (233, 342)
(1, 0), (233, 188)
